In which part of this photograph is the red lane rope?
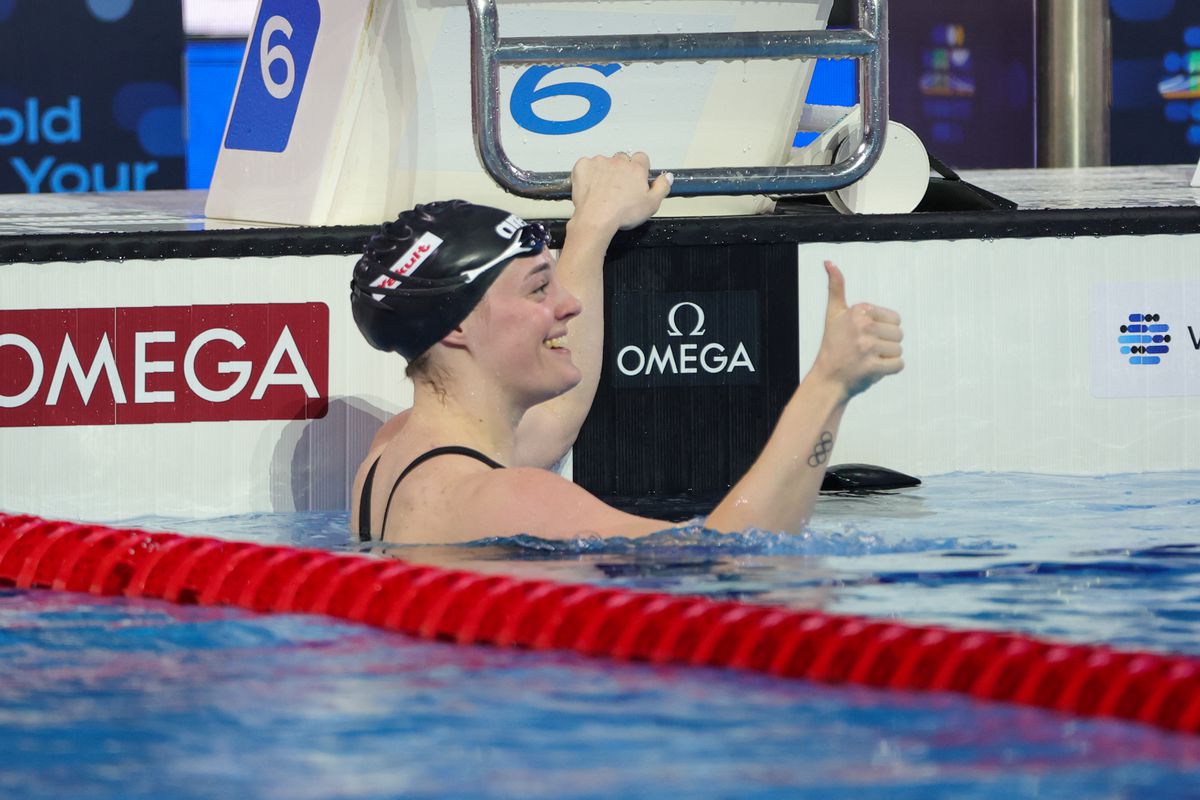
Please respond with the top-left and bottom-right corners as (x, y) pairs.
(2, 512), (1198, 735)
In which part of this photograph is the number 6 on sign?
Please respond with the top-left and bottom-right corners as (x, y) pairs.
(225, 0), (321, 153)
(260, 16), (297, 100)
(510, 64), (622, 136)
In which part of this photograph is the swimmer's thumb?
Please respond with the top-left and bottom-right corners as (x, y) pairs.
(650, 172), (673, 201)
(824, 260), (848, 319)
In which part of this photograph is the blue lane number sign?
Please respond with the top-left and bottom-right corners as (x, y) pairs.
(225, 0), (321, 153)
(510, 64), (622, 136)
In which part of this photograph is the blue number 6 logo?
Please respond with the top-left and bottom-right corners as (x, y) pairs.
(510, 64), (622, 136)
(225, 0), (321, 153)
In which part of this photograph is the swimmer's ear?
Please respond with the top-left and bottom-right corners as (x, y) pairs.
(440, 325), (470, 350)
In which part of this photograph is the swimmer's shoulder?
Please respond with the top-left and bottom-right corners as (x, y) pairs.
(370, 409), (412, 454)
(350, 410), (413, 534)
(375, 447), (506, 543)
(457, 467), (671, 540)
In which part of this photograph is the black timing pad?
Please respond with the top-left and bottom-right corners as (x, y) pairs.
(820, 463), (922, 493)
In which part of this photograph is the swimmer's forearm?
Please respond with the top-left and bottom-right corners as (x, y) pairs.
(513, 218), (616, 467)
(556, 218), (613, 399)
(565, 214), (621, 254)
(515, 155), (668, 467)
(706, 372), (847, 534)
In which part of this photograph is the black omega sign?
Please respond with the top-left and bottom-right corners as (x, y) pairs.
(609, 290), (762, 388)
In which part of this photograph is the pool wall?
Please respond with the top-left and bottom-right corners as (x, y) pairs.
(0, 252), (389, 519)
(803, 235), (1200, 476)
(2, 193), (1199, 519)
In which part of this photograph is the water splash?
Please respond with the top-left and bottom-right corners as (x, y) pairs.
(464, 522), (1012, 557)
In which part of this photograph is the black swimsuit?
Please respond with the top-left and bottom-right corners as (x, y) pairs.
(357, 446), (505, 542)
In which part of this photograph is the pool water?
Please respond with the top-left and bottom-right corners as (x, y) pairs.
(3, 472), (1200, 798)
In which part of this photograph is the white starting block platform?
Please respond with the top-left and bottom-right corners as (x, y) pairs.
(205, 0), (846, 224)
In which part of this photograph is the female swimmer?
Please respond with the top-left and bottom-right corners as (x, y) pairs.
(349, 153), (903, 543)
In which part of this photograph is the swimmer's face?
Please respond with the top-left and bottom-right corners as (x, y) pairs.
(465, 249), (583, 404)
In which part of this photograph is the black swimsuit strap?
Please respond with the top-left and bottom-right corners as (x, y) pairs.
(375, 446), (505, 541)
(357, 457), (382, 543)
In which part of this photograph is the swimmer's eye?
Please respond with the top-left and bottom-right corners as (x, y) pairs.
(532, 280), (550, 296)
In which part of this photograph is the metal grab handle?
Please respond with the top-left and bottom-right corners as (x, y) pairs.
(467, 0), (889, 199)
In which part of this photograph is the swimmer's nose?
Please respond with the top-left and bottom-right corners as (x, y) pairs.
(558, 287), (582, 320)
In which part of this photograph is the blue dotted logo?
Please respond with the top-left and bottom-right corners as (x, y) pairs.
(1119, 313), (1171, 365)
(225, 0), (320, 153)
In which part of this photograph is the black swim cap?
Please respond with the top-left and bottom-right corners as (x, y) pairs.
(350, 200), (550, 360)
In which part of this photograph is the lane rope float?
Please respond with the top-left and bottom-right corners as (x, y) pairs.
(2, 512), (1198, 734)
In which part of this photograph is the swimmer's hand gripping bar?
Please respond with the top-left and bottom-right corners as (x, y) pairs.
(468, 0), (889, 198)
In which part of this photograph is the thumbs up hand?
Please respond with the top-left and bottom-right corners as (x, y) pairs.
(812, 261), (905, 402)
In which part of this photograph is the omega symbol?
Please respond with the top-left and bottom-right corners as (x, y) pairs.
(666, 302), (707, 337)
(615, 296), (754, 380)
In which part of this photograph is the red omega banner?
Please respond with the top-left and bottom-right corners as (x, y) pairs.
(0, 304), (329, 427)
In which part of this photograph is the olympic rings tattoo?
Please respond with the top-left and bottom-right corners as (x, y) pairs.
(808, 431), (834, 468)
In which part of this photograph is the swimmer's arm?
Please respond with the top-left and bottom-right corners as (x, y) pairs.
(511, 214), (611, 469)
(475, 263), (899, 538)
(706, 262), (904, 534)
(462, 467), (675, 539)
(509, 379), (843, 539)
(513, 155), (671, 469)
(705, 376), (847, 534)
(505, 262), (899, 537)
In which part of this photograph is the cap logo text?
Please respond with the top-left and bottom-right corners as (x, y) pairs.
(495, 214), (527, 239)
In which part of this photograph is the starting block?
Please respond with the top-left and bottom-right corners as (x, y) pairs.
(207, 0), (892, 225)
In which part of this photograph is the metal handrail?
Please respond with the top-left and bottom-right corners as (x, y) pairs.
(467, 0), (889, 198)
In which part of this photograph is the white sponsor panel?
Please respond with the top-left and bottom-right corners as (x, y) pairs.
(1090, 282), (1200, 399)
(207, 0), (832, 225)
(796, 235), (1200, 476)
(0, 254), (402, 522)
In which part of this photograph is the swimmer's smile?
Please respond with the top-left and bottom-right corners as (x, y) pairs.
(543, 335), (568, 353)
